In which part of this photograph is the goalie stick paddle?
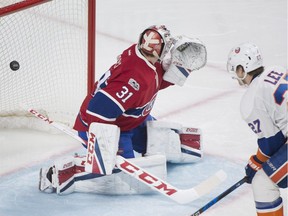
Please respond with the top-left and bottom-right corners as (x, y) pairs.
(26, 106), (227, 204)
(190, 176), (247, 215)
(116, 156), (227, 204)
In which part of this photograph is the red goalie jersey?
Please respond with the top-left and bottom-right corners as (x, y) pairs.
(74, 44), (172, 132)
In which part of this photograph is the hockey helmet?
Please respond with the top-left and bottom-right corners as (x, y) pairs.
(227, 42), (263, 81)
(138, 25), (172, 61)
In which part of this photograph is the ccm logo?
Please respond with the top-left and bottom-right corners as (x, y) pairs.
(86, 132), (96, 165)
(30, 109), (53, 124)
(119, 160), (177, 196)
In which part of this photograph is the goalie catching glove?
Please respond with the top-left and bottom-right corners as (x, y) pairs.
(163, 35), (207, 86)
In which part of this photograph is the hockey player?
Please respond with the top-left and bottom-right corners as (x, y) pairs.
(73, 24), (175, 159)
(227, 42), (287, 216)
(39, 25), (207, 195)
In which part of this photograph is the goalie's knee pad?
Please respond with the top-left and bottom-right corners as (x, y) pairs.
(146, 121), (203, 163)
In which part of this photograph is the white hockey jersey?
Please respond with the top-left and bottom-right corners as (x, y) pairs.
(240, 66), (287, 158)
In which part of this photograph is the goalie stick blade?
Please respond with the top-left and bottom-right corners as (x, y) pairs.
(116, 156), (227, 204)
(171, 170), (227, 204)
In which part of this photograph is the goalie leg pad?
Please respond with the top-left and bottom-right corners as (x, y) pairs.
(75, 154), (167, 195)
(39, 167), (56, 193)
(146, 121), (203, 163)
(179, 127), (203, 161)
(39, 154), (167, 195)
(39, 155), (87, 195)
(85, 122), (120, 175)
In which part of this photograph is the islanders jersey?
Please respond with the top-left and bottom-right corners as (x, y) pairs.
(240, 66), (287, 158)
(74, 44), (172, 132)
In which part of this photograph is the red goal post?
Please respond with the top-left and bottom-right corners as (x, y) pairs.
(0, 0), (95, 129)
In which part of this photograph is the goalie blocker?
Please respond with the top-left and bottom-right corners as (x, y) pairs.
(146, 121), (203, 163)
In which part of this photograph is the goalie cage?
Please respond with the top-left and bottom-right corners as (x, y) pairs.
(0, 0), (96, 130)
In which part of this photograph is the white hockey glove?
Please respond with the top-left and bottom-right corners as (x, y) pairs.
(163, 35), (207, 86)
(145, 121), (203, 163)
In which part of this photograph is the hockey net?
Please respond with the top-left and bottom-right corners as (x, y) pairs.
(0, 0), (95, 130)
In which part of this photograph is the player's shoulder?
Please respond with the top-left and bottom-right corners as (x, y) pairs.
(260, 66), (286, 83)
(257, 66), (286, 93)
(240, 65), (286, 119)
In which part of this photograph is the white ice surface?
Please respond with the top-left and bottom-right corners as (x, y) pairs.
(0, 0), (287, 215)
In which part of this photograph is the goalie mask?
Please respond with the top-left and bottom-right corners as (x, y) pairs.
(138, 25), (172, 61)
(227, 42), (263, 83)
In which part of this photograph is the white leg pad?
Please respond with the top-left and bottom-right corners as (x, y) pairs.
(146, 121), (203, 163)
(51, 155), (86, 195)
(85, 122), (120, 175)
(41, 154), (167, 195)
(75, 154), (167, 195)
(39, 155), (87, 195)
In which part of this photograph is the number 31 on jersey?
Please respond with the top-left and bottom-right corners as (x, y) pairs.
(116, 86), (133, 103)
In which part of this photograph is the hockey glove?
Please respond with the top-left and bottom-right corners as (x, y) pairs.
(245, 155), (263, 184)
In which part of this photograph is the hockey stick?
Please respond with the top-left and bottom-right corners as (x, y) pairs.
(117, 156), (227, 204)
(26, 107), (227, 204)
(190, 176), (247, 215)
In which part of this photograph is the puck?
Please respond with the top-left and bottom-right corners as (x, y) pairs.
(10, 61), (20, 71)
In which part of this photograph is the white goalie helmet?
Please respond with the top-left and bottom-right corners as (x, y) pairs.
(227, 42), (263, 81)
(138, 25), (173, 61)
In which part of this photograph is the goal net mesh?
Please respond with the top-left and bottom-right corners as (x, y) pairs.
(0, 0), (93, 130)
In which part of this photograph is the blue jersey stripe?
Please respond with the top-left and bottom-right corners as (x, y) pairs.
(255, 197), (283, 210)
(258, 131), (286, 156)
(87, 91), (123, 119)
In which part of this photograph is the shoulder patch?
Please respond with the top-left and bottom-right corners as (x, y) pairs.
(128, 78), (140, 91)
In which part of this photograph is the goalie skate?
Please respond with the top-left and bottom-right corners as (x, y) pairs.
(39, 167), (56, 193)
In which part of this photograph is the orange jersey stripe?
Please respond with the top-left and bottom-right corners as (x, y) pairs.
(270, 162), (288, 184)
(256, 148), (269, 163)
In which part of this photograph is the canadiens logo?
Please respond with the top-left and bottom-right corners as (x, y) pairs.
(142, 94), (157, 116)
(128, 78), (140, 91)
